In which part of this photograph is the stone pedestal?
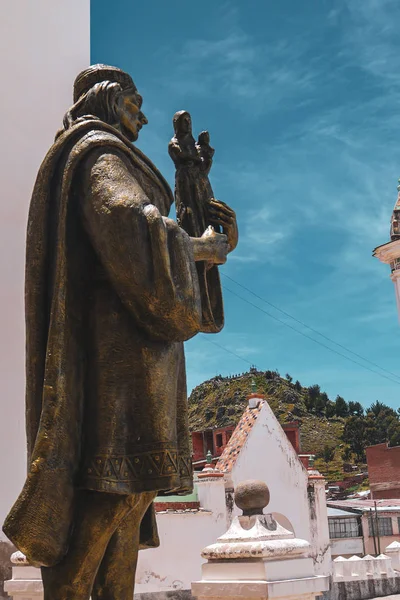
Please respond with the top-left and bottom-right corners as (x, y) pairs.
(4, 552), (43, 600)
(307, 469), (331, 576)
(192, 480), (329, 600)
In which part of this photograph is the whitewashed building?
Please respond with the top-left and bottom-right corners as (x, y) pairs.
(328, 507), (364, 558)
(134, 392), (331, 595)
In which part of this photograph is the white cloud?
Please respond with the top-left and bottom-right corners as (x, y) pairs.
(160, 25), (322, 114)
(343, 0), (400, 84)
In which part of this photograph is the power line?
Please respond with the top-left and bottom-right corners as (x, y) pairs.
(199, 334), (370, 405)
(200, 335), (258, 369)
(222, 284), (400, 386)
(200, 335), (336, 401)
(222, 273), (400, 383)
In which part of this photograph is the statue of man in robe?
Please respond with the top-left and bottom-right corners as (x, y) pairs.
(2, 64), (238, 600)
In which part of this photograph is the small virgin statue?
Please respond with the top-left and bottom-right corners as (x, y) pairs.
(169, 110), (238, 331)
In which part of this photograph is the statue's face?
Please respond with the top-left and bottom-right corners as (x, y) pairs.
(118, 88), (148, 142)
(180, 114), (191, 134)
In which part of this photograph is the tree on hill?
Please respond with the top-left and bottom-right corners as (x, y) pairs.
(335, 395), (349, 417)
(315, 391), (329, 416)
(368, 401), (389, 417)
(325, 401), (336, 418)
(294, 380), (302, 392)
(308, 384), (321, 400)
(322, 445), (335, 465)
(343, 416), (366, 461)
(342, 446), (352, 461)
(365, 402), (398, 446)
(305, 384), (323, 413)
(388, 418), (400, 447)
(348, 401), (364, 416)
(343, 402), (400, 459)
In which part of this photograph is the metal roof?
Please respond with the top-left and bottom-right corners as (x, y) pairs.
(328, 499), (400, 514)
(328, 507), (359, 517)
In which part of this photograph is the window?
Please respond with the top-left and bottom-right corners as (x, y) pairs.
(204, 431), (213, 455)
(215, 433), (223, 447)
(329, 517), (361, 539)
(368, 516), (393, 537)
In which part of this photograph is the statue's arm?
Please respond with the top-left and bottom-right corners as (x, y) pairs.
(80, 149), (203, 342)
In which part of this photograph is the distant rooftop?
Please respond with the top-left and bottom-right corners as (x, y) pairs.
(327, 507), (360, 517)
(328, 499), (400, 513)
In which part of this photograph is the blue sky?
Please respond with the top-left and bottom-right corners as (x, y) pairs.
(92, 0), (400, 409)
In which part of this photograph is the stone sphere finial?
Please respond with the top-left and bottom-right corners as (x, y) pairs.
(234, 480), (270, 516)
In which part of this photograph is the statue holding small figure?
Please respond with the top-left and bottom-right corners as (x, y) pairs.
(3, 65), (238, 600)
(169, 110), (238, 331)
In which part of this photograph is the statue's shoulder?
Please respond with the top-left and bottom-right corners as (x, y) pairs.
(59, 120), (174, 212)
(67, 122), (134, 161)
(38, 120), (131, 182)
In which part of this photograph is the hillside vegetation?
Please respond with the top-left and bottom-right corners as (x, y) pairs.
(188, 369), (400, 482)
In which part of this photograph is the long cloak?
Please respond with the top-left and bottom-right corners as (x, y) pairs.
(3, 119), (222, 567)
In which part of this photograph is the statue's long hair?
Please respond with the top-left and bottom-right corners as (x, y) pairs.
(56, 80), (123, 139)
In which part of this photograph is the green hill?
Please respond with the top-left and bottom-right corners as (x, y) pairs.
(188, 369), (344, 456)
(188, 369), (400, 484)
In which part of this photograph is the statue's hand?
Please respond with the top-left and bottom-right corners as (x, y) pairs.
(208, 199), (238, 252)
(190, 227), (229, 265)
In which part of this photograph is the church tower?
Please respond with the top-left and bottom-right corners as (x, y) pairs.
(373, 179), (400, 321)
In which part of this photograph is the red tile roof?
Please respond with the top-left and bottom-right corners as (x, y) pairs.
(216, 400), (264, 473)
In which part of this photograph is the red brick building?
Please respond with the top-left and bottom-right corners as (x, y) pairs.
(191, 426), (236, 469)
(366, 442), (400, 499)
(282, 422), (301, 454)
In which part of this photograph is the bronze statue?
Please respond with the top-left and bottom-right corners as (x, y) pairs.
(2, 64), (238, 600)
(169, 111), (237, 331)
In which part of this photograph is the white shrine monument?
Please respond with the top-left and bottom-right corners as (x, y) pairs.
(192, 479), (329, 600)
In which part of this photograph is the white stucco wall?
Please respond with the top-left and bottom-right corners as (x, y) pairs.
(308, 478), (332, 574)
(196, 476), (227, 524)
(136, 509), (226, 593)
(229, 402), (331, 576)
(0, 0), (90, 535)
(331, 537), (364, 557)
(230, 403), (310, 540)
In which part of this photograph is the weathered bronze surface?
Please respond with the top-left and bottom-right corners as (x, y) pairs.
(2, 64), (238, 599)
(169, 111), (238, 332)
